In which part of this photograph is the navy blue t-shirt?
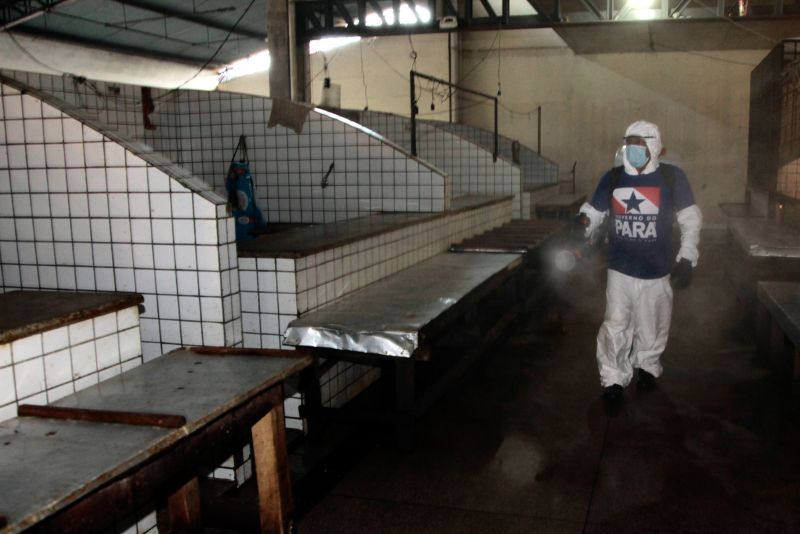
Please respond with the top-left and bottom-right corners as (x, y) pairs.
(589, 164), (695, 279)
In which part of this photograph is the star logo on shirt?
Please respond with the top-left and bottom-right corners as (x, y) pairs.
(623, 191), (644, 213)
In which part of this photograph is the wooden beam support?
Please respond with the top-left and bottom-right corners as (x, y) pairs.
(167, 478), (203, 532)
(252, 388), (293, 534)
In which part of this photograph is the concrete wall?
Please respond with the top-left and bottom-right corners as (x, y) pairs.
(281, 29), (768, 225)
(219, 34), (452, 118)
(457, 29), (768, 225)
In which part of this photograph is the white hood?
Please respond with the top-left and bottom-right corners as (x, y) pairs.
(623, 120), (663, 175)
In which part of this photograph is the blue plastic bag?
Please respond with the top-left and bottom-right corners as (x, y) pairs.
(225, 137), (266, 241)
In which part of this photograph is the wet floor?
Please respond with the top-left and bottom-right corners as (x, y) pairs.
(296, 244), (800, 533)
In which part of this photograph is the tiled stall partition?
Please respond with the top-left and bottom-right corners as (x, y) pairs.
(360, 111), (523, 217)
(0, 305), (141, 422)
(0, 77), (242, 360)
(426, 120), (560, 190)
(238, 198), (513, 408)
(0, 70), (451, 225)
(0, 70), (160, 144)
(141, 94), (451, 223)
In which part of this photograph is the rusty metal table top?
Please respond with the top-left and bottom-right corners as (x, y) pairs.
(283, 252), (522, 358)
(757, 282), (800, 345)
(0, 348), (311, 533)
(450, 220), (567, 254)
(0, 291), (143, 345)
(728, 217), (800, 258)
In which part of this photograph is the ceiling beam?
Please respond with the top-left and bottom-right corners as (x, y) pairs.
(525, 0), (551, 22)
(14, 26), (217, 66)
(366, 0), (388, 24)
(577, 0), (604, 20)
(110, 0), (267, 41)
(333, 0), (354, 24)
(1, 0), (75, 31)
(477, 0), (498, 19)
(670, 0), (692, 17)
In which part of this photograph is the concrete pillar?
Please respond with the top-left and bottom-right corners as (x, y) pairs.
(295, 42), (310, 103)
(267, 0), (295, 100)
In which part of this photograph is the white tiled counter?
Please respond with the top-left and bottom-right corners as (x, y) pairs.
(237, 196), (514, 411)
(0, 290), (143, 422)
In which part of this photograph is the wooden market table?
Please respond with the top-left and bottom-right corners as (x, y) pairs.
(0, 346), (312, 533)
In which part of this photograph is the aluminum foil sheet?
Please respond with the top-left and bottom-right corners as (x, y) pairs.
(729, 218), (800, 258)
(283, 252), (522, 358)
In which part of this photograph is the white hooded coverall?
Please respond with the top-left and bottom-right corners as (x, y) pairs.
(580, 121), (703, 388)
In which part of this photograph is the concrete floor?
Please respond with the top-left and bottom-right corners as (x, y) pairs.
(296, 246), (800, 533)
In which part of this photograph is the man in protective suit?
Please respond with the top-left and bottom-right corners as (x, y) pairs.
(579, 120), (702, 412)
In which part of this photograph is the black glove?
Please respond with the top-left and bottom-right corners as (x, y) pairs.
(573, 212), (590, 229)
(670, 258), (693, 290)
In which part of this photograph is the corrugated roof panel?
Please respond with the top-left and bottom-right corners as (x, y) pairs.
(13, 0), (267, 65)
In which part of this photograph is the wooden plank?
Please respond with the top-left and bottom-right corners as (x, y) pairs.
(252, 387), (293, 534)
(189, 345), (312, 359)
(17, 404), (186, 429)
(168, 477), (202, 532)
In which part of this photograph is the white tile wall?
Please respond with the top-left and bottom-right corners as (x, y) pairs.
(427, 119), (559, 191)
(1, 70), (451, 225)
(362, 111), (524, 218)
(146, 96), (451, 223)
(0, 306), (142, 422)
(0, 78), (242, 360)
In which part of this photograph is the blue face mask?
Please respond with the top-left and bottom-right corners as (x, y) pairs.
(625, 144), (650, 169)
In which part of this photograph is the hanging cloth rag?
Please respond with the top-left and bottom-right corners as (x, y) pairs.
(225, 135), (266, 241)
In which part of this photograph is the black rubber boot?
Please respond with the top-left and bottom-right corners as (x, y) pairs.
(602, 384), (624, 416)
(636, 369), (656, 392)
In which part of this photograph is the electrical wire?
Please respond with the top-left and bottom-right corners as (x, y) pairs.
(155, 0), (258, 101)
(7, 33), (63, 74)
(417, 95), (492, 117)
(305, 46), (346, 90)
(368, 39), (410, 80)
(457, 31), (500, 86)
(359, 39), (369, 110)
(438, 30), (501, 105)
